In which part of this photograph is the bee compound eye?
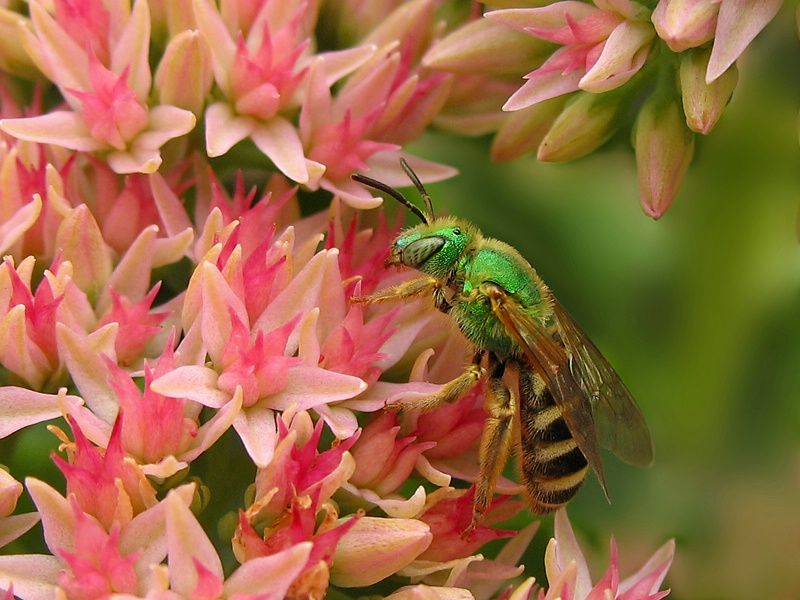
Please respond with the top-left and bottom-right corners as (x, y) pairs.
(402, 236), (445, 267)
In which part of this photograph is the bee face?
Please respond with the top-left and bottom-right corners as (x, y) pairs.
(390, 219), (475, 278)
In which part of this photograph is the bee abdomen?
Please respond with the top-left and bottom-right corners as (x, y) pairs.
(518, 374), (588, 513)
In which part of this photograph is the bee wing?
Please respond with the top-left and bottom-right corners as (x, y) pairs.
(552, 299), (654, 467)
(487, 286), (608, 496)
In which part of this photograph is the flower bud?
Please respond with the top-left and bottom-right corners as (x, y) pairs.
(424, 17), (550, 76)
(537, 92), (626, 162)
(491, 96), (566, 162)
(56, 205), (113, 302)
(679, 47), (738, 134)
(329, 517), (432, 587)
(386, 585), (474, 600)
(0, 8), (37, 77)
(652, 0), (719, 52)
(633, 94), (695, 219)
(154, 30), (213, 117)
(0, 469), (22, 518)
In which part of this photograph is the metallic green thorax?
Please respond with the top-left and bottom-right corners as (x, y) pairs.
(391, 217), (553, 358)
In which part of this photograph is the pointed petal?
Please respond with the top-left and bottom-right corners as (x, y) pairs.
(24, 0), (89, 92)
(619, 538), (675, 597)
(504, 69), (583, 111)
(224, 543), (312, 597)
(580, 20), (654, 93)
(251, 116), (310, 184)
(150, 172), (194, 236)
(26, 477), (76, 555)
(137, 105), (197, 150)
(0, 512), (40, 547)
(272, 365), (367, 410)
(102, 225), (166, 305)
(0, 194), (42, 256)
(0, 387), (81, 438)
(179, 389), (241, 462)
(233, 404), (277, 467)
(150, 365), (231, 409)
(205, 102), (255, 157)
(111, 0), (152, 99)
(0, 112), (105, 151)
(553, 509), (593, 598)
(120, 483), (196, 567)
(0, 554), (61, 600)
(192, 0), (237, 92)
(56, 324), (119, 423)
(706, 0), (782, 82)
(165, 490), (223, 594)
(315, 45), (378, 88)
(106, 147), (162, 174)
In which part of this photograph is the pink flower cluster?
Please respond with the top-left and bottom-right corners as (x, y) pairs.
(426, 0), (781, 218)
(0, 0), (677, 598)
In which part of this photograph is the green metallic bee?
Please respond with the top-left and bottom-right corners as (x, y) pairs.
(352, 160), (653, 535)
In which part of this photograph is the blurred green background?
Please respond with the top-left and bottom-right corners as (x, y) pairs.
(412, 9), (800, 600)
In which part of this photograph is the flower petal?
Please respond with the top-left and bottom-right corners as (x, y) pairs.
(164, 489), (224, 595)
(205, 102), (255, 157)
(0, 112), (105, 151)
(251, 116), (310, 184)
(706, 0), (782, 82)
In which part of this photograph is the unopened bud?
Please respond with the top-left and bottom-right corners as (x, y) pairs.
(491, 96), (566, 162)
(537, 92), (626, 162)
(155, 30), (213, 117)
(679, 47), (738, 134)
(330, 517), (432, 587)
(633, 94), (695, 219)
(652, 0), (719, 52)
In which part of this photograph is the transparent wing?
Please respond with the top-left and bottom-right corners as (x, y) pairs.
(552, 299), (654, 467)
(486, 285), (608, 496)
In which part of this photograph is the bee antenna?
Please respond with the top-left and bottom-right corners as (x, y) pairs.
(399, 158), (435, 221)
(351, 167), (431, 224)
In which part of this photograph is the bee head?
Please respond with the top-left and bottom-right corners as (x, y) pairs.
(352, 161), (474, 278)
(389, 217), (474, 277)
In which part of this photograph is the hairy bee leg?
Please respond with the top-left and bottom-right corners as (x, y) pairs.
(464, 357), (515, 539)
(390, 352), (485, 413)
(351, 276), (444, 305)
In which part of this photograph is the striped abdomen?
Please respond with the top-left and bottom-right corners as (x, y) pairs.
(518, 365), (588, 513)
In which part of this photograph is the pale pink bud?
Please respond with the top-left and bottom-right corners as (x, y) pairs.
(329, 517), (432, 587)
(652, 0), (719, 52)
(56, 205), (113, 301)
(634, 94), (695, 219)
(385, 585), (473, 600)
(492, 96), (567, 162)
(0, 8), (37, 77)
(679, 46), (738, 134)
(537, 92), (626, 162)
(423, 17), (550, 76)
(0, 469), (22, 518)
(155, 30), (213, 117)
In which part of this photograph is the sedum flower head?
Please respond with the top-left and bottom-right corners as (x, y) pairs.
(538, 509), (674, 600)
(0, 0), (196, 174)
(487, 1), (656, 110)
(0, 0), (682, 598)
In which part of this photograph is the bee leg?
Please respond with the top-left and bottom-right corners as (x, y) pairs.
(464, 355), (515, 539)
(389, 351), (484, 413)
(351, 276), (445, 305)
